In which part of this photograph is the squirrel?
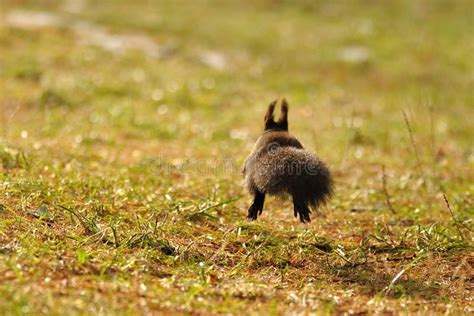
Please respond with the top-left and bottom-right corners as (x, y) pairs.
(242, 99), (333, 223)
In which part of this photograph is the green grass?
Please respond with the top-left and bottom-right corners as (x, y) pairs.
(0, 0), (473, 314)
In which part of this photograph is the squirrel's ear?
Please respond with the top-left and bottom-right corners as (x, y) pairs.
(264, 100), (277, 130)
(278, 98), (289, 131)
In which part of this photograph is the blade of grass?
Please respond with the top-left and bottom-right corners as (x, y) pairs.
(382, 251), (427, 295)
(442, 194), (465, 241)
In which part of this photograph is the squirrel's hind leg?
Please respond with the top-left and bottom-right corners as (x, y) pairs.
(293, 196), (311, 223)
(247, 191), (265, 220)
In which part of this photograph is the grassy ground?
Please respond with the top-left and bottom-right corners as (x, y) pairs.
(0, 0), (473, 314)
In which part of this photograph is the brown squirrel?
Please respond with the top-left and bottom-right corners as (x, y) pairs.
(242, 99), (333, 223)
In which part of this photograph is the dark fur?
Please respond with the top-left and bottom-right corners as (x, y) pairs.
(243, 99), (333, 223)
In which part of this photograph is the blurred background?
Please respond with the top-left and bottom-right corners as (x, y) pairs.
(1, 0), (472, 200)
(1, 0), (472, 158)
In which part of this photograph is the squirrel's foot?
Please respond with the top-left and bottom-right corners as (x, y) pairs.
(247, 203), (261, 221)
(294, 203), (311, 223)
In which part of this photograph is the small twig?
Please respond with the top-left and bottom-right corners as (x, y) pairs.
(402, 110), (426, 182)
(402, 110), (430, 201)
(442, 194), (465, 241)
(381, 165), (396, 214)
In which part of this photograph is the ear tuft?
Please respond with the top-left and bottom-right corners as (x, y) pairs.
(264, 100), (277, 130)
(278, 98), (289, 130)
(281, 98), (289, 113)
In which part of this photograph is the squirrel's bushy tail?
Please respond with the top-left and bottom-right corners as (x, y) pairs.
(248, 147), (333, 210)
